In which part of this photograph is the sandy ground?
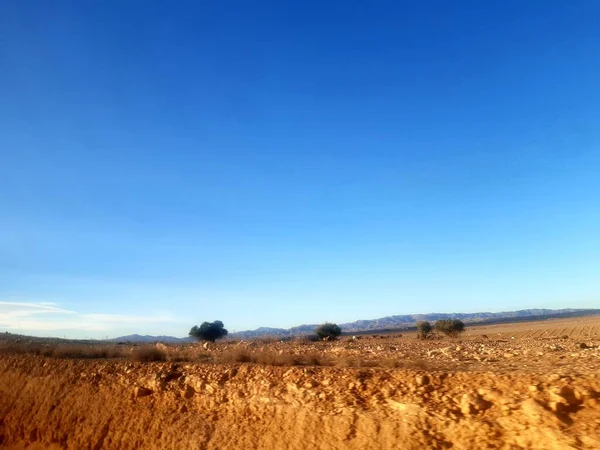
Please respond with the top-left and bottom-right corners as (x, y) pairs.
(1, 316), (600, 449)
(457, 315), (600, 339)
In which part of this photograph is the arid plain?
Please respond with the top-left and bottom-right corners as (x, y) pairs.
(1, 315), (599, 449)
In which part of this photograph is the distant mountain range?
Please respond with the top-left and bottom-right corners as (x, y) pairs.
(111, 308), (599, 343)
(111, 334), (192, 343)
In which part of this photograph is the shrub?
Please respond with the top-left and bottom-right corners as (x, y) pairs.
(416, 321), (433, 339)
(220, 348), (312, 366)
(131, 346), (167, 362)
(303, 352), (322, 366)
(52, 345), (122, 359)
(434, 319), (465, 337)
(189, 320), (228, 342)
(254, 336), (278, 345)
(297, 334), (321, 343)
(255, 352), (302, 366)
(221, 348), (253, 363)
(315, 323), (342, 340)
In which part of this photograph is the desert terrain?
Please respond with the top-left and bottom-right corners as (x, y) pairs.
(1, 315), (600, 449)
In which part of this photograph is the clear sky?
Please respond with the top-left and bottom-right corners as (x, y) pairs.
(1, 1), (599, 339)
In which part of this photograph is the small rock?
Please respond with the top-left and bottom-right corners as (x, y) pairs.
(217, 373), (231, 386)
(460, 393), (489, 415)
(134, 386), (153, 398)
(585, 398), (599, 407)
(304, 379), (319, 389)
(162, 370), (183, 383)
(182, 385), (195, 399)
(550, 386), (577, 406)
(529, 384), (541, 393)
(387, 400), (422, 414)
(520, 399), (550, 423)
(574, 387), (596, 401)
(415, 374), (430, 386)
(548, 401), (566, 413)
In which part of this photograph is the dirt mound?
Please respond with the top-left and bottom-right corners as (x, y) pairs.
(1, 354), (599, 449)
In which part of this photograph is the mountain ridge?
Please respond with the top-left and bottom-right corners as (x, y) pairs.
(111, 308), (599, 342)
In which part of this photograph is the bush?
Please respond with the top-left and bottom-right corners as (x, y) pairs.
(315, 323), (342, 340)
(222, 348), (253, 363)
(189, 320), (228, 342)
(131, 346), (167, 362)
(296, 334), (321, 343)
(52, 345), (122, 359)
(219, 348), (318, 366)
(434, 319), (465, 337)
(416, 321), (433, 339)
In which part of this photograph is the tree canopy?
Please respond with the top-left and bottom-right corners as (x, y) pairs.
(434, 319), (465, 337)
(315, 323), (342, 340)
(189, 320), (228, 342)
(416, 321), (433, 338)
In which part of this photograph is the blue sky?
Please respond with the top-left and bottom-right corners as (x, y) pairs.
(1, 1), (599, 338)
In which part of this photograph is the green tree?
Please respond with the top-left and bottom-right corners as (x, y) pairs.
(189, 320), (228, 342)
(315, 323), (342, 340)
(416, 321), (433, 339)
(434, 319), (465, 338)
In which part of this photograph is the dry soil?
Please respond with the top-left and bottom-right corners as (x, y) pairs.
(1, 316), (600, 449)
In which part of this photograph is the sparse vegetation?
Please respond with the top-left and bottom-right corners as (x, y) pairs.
(315, 323), (342, 341)
(416, 321), (433, 339)
(189, 320), (228, 342)
(296, 334), (321, 343)
(4, 320), (600, 450)
(434, 319), (465, 337)
(131, 346), (167, 362)
(219, 347), (319, 366)
(52, 345), (123, 359)
(0, 341), (123, 359)
(3, 315), (597, 373)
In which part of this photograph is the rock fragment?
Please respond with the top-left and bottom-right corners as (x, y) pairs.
(134, 386), (153, 398)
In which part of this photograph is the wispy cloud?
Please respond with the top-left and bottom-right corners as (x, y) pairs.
(0, 301), (175, 334)
(0, 301), (77, 317)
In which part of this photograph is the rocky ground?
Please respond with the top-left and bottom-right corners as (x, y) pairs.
(204, 331), (600, 373)
(1, 318), (599, 449)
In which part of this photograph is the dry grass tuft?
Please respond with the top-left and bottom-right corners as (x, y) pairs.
(52, 345), (123, 359)
(130, 346), (167, 362)
(221, 348), (253, 363)
(303, 352), (323, 366)
(0, 341), (53, 356)
(217, 348), (326, 366)
(0, 341), (123, 359)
